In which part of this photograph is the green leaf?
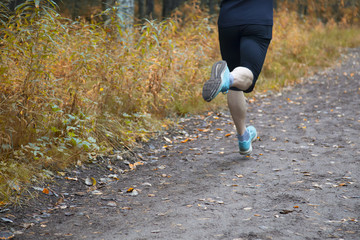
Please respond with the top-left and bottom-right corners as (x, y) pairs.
(68, 132), (76, 137)
(50, 126), (60, 133)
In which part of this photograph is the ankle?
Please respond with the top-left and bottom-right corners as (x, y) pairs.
(237, 130), (250, 142)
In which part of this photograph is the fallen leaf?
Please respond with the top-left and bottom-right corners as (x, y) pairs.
(121, 207), (132, 210)
(129, 190), (139, 196)
(107, 201), (117, 207)
(85, 177), (96, 186)
(198, 128), (210, 132)
(65, 177), (78, 181)
(42, 188), (50, 194)
(280, 210), (293, 214)
(127, 187), (134, 192)
(1, 218), (13, 223)
(181, 138), (190, 143)
(75, 192), (86, 196)
(108, 174), (119, 180)
(0, 231), (14, 239)
(129, 161), (144, 170)
(91, 190), (102, 195)
(225, 133), (232, 137)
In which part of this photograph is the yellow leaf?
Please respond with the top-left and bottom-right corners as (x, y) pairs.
(129, 163), (134, 170)
(225, 133), (232, 137)
(198, 128), (210, 132)
(134, 162), (144, 166)
(91, 177), (97, 186)
(65, 177), (78, 181)
(100, 87), (104, 92)
(130, 162), (144, 170)
(127, 187), (134, 192)
(181, 138), (190, 143)
(42, 188), (50, 194)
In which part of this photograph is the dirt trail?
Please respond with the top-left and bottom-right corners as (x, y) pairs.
(2, 48), (360, 240)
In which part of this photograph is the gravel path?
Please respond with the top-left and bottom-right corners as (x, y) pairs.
(2, 48), (359, 240)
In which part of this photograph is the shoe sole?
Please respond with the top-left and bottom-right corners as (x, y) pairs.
(202, 61), (227, 102)
(239, 133), (258, 156)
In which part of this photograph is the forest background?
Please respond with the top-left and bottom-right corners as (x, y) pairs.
(0, 0), (359, 204)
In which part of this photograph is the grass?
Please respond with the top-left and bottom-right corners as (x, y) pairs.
(0, 0), (360, 204)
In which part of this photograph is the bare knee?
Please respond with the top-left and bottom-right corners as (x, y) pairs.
(230, 67), (254, 91)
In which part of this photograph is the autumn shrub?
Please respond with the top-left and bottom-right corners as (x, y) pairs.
(0, 0), (360, 203)
(254, 5), (360, 93)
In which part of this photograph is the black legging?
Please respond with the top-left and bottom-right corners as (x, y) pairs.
(218, 24), (272, 93)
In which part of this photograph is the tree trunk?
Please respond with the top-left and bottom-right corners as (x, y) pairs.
(146, 0), (154, 18)
(113, 0), (134, 29)
(162, 0), (185, 18)
(208, 0), (215, 14)
(138, 0), (145, 19)
(162, 0), (171, 18)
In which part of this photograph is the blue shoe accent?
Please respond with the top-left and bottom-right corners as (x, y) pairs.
(202, 61), (231, 102)
(238, 126), (257, 155)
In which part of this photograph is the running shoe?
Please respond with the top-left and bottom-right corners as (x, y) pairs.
(239, 126), (257, 155)
(202, 60), (231, 102)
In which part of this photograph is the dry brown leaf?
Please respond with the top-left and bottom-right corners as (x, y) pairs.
(198, 128), (210, 132)
(65, 177), (78, 181)
(42, 188), (50, 194)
